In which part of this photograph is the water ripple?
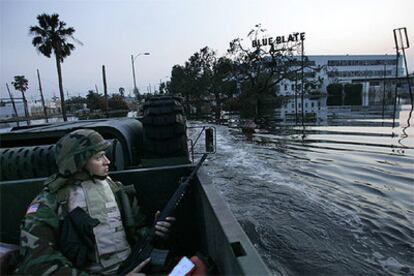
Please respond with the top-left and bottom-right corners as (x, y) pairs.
(190, 116), (414, 275)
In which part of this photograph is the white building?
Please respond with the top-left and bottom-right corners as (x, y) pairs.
(0, 101), (27, 119)
(0, 100), (60, 120)
(277, 54), (405, 98)
(279, 96), (327, 124)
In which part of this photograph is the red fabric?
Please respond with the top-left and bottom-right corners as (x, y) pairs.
(188, 255), (208, 276)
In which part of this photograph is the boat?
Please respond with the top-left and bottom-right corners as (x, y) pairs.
(0, 96), (270, 275)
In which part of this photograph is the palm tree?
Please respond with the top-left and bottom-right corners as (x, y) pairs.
(29, 13), (80, 121)
(12, 75), (30, 125)
(119, 87), (125, 98)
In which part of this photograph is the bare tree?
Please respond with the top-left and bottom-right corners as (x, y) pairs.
(227, 24), (318, 116)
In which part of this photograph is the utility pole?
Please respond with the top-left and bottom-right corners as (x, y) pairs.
(382, 62), (387, 123)
(102, 65), (109, 118)
(392, 27), (412, 128)
(395, 28), (412, 105)
(131, 52), (150, 98)
(301, 38), (305, 126)
(6, 83), (19, 126)
(95, 84), (99, 94)
(131, 55), (137, 96)
(392, 51), (400, 129)
(37, 69), (48, 122)
(295, 72), (298, 125)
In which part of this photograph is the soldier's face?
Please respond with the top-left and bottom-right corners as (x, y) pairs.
(85, 151), (110, 177)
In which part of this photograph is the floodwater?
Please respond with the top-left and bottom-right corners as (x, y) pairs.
(193, 101), (414, 275)
(2, 98), (412, 275)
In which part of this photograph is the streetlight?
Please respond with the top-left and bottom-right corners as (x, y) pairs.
(131, 52), (150, 97)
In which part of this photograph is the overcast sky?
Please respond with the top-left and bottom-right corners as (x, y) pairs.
(1, 0), (413, 101)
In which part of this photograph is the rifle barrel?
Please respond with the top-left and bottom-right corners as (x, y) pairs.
(118, 153), (208, 275)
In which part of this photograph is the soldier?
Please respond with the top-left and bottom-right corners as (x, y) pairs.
(16, 129), (175, 275)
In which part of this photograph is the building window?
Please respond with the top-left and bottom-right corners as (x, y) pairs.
(327, 70), (391, 78)
(327, 59), (397, 66)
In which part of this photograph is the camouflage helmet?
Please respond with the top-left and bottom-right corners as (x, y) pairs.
(55, 129), (111, 176)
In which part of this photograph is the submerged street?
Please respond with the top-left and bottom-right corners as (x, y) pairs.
(1, 1), (413, 274)
(191, 104), (414, 275)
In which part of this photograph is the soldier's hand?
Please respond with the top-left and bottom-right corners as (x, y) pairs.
(154, 211), (176, 239)
(126, 257), (151, 276)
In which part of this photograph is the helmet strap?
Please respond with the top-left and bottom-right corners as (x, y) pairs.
(82, 167), (107, 181)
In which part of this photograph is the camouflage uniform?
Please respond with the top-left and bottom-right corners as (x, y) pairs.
(16, 129), (149, 275)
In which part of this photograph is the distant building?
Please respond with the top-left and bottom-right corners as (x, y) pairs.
(123, 95), (138, 112)
(30, 101), (60, 117)
(279, 97), (327, 123)
(0, 100), (60, 120)
(0, 101), (27, 119)
(277, 54), (405, 98)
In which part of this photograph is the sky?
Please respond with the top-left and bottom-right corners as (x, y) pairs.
(1, 0), (413, 102)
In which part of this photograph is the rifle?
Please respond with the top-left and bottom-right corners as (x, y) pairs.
(117, 153), (208, 275)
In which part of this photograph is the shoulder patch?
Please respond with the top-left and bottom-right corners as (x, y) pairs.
(26, 203), (40, 215)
